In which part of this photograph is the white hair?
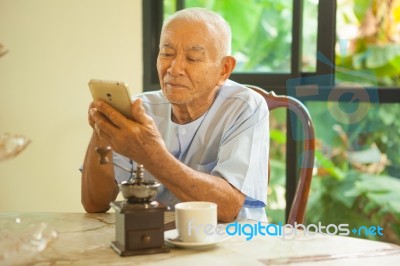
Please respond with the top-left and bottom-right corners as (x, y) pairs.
(161, 7), (232, 61)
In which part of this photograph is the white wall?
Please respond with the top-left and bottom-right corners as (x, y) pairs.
(0, 0), (142, 212)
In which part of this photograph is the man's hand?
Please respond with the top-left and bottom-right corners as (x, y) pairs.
(89, 99), (167, 166)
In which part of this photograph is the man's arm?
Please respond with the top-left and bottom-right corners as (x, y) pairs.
(81, 104), (119, 213)
(90, 99), (245, 222)
(146, 152), (246, 223)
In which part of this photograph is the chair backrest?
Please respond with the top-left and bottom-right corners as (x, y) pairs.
(247, 85), (315, 225)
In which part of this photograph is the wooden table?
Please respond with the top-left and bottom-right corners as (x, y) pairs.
(1, 212), (399, 265)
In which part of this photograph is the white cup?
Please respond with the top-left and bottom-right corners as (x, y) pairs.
(175, 201), (217, 243)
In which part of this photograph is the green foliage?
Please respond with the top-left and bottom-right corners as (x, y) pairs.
(306, 100), (400, 244)
(265, 159), (285, 223)
(183, 0), (293, 72)
(336, 0), (400, 86)
(337, 44), (400, 86)
(265, 110), (287, 224)
(373, 104), (400, 177)
(307, 171), (400, 243)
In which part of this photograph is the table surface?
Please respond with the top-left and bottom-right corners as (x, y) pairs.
(1, 212), (400, 266)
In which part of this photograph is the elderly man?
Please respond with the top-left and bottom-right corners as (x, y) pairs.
(81, 7), (269, 222)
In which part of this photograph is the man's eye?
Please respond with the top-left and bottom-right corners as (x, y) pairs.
(187, 57), (198, 62)
(160, 53), (172, 57)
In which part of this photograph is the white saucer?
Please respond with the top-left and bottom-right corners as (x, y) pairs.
(164, 229), (230, 249)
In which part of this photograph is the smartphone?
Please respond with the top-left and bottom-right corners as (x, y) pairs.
(88, 79), (133, 119)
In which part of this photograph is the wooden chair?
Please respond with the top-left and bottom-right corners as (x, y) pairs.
(247, 85), (315, 225)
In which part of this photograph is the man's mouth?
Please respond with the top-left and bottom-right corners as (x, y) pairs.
(165, 82), (188, 89)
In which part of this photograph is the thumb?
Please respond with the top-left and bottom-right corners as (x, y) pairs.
(131, 98), (152, 125)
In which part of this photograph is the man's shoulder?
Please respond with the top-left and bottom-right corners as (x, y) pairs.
(135, 90), (170, 117)
(219, 80), (267, 110)
(136, 90), (169, 105)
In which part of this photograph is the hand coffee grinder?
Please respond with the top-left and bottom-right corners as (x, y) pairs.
(96, 146), (170, 256)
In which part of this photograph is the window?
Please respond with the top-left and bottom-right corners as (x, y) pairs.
(143, 0), (335, 92)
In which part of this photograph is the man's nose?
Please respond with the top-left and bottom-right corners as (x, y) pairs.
(167, 55), (185, 76)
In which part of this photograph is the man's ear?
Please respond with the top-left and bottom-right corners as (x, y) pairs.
(217, 56), (236, 86)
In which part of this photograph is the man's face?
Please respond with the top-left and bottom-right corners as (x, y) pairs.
(157, 20), (225, 108)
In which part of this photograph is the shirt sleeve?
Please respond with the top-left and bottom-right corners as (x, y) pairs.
(112, 152), (134, 184)
(212, 99), (269, 209)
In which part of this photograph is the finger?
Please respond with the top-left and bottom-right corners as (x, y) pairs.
(94, 122), (101, 139)
(88, 107), (96, 129)
(90, 105), (118, 139)
(95, 125), (112, 143)
(131, 98), (153, 125)
(94, 100), (129, 128)
(88, 102), (96, 128)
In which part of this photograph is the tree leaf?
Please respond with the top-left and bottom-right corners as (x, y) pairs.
(366, 44), (400, 68)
